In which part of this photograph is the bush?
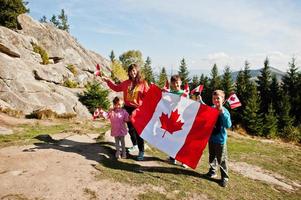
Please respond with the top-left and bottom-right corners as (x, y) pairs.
(281, 126), (301, 143)
(78, 81), (110, 113)
(32, 43), (49, 65)
(0, 107), (23, 118)
(63, 79), (78, 88)
(66, 64), (78, 75)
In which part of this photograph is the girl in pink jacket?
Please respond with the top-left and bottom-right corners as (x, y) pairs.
(95, 97), (129, 159)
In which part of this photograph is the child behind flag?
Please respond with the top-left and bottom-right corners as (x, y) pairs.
(97, 97), (129, 159)
(205, 90), (232, 187)
(166, 75), (188, 168)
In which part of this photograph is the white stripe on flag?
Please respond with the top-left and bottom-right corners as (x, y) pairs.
(140, 92), (200, 158)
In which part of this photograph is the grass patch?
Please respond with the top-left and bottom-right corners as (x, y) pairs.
(0, 123), (69, 147)
(93, 135), (301, 200)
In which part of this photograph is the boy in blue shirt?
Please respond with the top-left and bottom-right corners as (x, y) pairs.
(205, 90), (232, 187)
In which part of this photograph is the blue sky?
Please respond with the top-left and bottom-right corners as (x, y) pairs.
(28, 0), (301, 75)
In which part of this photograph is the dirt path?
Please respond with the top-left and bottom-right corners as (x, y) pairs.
(0, 115), (300, 199)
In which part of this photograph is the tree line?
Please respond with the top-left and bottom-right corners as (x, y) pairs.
(109, 50), (301, 143)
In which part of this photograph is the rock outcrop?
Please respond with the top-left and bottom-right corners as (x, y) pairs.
(0, 14), (111, 118)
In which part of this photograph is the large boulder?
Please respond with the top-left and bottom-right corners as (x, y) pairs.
(0, 14), (112, 118)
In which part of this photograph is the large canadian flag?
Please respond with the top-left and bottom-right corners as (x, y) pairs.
(131, 85), (219, 169)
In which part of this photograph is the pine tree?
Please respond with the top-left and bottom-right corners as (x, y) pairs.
(256, 57), (272, 113)
(209, 63), (222, 97)
(282, 57), (300, 124)
(0, 0), (29, 29)
(278, 92), (293, 131)
(50, 15), (60, 27)
(109, 50), (116, 62)
(190, 75), (199, 90)
(58, 9), (69, 32)
(222, 66), (233, 98)
(178, 58), (190, 84)
(142, 57), (155, 84)
(270, 75), (280, 115)
(199, 74), (210, 103)
(242, 83), (263, 136)
(39, 15), (47, 23)
(78, 81), (111, 114)
(263, 104), (278, 138)
(157, 67), (168, 88)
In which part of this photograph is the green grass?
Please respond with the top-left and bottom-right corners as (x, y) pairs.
(94, 134), (301, 200)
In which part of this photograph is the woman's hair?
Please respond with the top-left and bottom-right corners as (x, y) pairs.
(113, 96), (120, 105)
(128, 63), (142, 86)
(170, 74), (181, 83)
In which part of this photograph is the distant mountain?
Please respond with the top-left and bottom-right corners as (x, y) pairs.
(230, 67), (286, 82)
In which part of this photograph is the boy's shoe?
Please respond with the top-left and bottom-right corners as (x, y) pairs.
(137, 151), (144, 161)
(220, 179), (228, 187)
(181, 164), (188, 169)
(128, 145), (138, 153)
(204, 171), (217, 178)
(167, 157), (177, 164)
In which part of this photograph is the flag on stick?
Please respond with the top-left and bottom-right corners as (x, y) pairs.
(162, 79), (170, 92)
(226, 93), (242, 109)
(181, 83), (190, 97)
(131, 85), (219, 169)
(190, 85), (204, 95)
(94, 64), (102, 76)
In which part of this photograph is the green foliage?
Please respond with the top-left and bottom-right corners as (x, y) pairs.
(178, 58), (190, 84)
(50, 14), (60, 27)
(39, 15), (47, 23)
(142, 56), (155, 84)
(282, 57), (300, 124)
(119, 50), (143, 70)
(222, 66), (233, 97)
(111, 60), (128, 83)
(242, 83), (263, 135)
(66, 64), (78, 75)
(78, 81), (110, 113)
(278, 92), (294, 130)
(109, 50), (116, 62)
(208, 63), (222, 98)
(0, 0), (29, 29)
(63, 78), (78, 88)
(57, 9), (69, 32)
(263, 104), (278, 138)
(31, 42), (49, 65)
(190, 75), (199, 90)
(256, 57), (272, 113)
(157, 67), (168, 88)
(281, 125), (301, 143)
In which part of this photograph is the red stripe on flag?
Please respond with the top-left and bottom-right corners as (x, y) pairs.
(230, 102), (242, 109)
(131, 85), (162, 135)
(175, 104), (219, 169)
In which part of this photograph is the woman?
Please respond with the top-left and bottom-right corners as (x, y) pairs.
(102, 63), (149, 161)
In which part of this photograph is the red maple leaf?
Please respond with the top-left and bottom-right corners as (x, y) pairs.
(230, 96), (236, 101)
(159, 109), (184, 138)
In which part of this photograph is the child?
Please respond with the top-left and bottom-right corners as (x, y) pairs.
(166, 75), (188, 168)
(97, 97), (129, 159)
(205, 90), (232, 187)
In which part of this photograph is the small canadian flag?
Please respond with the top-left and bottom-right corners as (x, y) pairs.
(181, 83), (190, 97)
(190, 84), (204, 95)
(162, 79), (170, 92)
(226, 93), (242, 109)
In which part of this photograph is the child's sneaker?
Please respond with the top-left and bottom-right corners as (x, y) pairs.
(137, 151), (144, 161)
(128, 145), (138, 152)
(167, 157), (177, 164)
(205, 171), (217, 178)
(115, 151), (120, 159)
(220, 179), (228, 187)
